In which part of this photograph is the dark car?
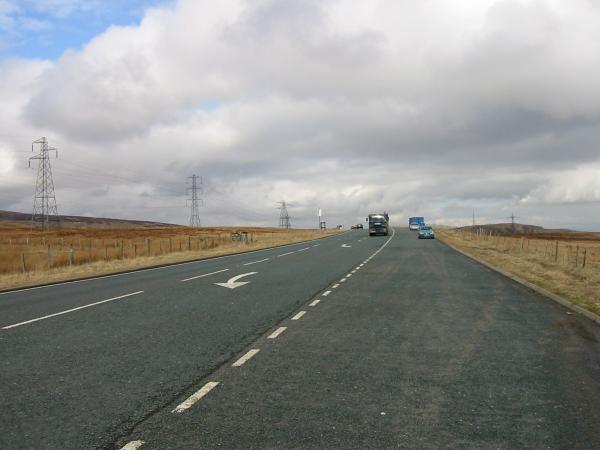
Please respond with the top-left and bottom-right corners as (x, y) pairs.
(356, 223), (363, 229)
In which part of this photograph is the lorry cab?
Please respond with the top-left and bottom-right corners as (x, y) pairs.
(368, 214), (389, 236)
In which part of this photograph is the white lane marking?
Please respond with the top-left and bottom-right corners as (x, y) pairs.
(2, 291), (144, 330)
(340, 278), (347, 283)
(278, 251), (296, 257)
(215, 272), (258, 289)
(232, 349), (260, 367)
(268, 327), (287, 339)
(291, 311), (306, 320)
(172, 381), (220, 414)
(351, 270), (357, 273)
(346, 273), (353, 278)
(341, 244), (352, 248)
(0, 234), (343, 296)
(297, 247), (310, 252)
(120, 441), (144, 450)
(309, 299), (320, 307)
(332, 284), (340, 289)
(323, 290), (332, 296)
(181, 268), (229, 282)
(243, 258), (270, 266)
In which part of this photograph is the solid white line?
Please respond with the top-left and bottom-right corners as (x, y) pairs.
(297, 247), (310, 252)
(2, 291), (144, 330)
(172, 381), (219, 413)
(232, 349), (260, 367)
(268, 326), (287, 339)
(180, 268), (229, 282)
(332, 284), (340, 289)
(243, 258), (270, 266)
(291, 311), (306, 320)
(120, 441), (144, 450)
(309, 299), (320, 306)
(0, 233), (346, 296)
(278, 251), (296, 257)
(323, 290), (332, 296)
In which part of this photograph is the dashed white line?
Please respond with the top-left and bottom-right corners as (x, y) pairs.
(346, 274), (353, 277)
(351, 270), (357, 274)
(2, 291), (144, 330)
(323, 290), (332, 296)
(291, 311), (306, 320)
(309, 299), (320, 306)
(268, 327), (287, 339)
(278, 251), (296, 257)
(232, 349), (260, 367)
(172, 381), (220, 414)
(297, 247), (310, 252)
(120, 441), (144, 450)
(332, 283), (340, 289)
(181, 268), (229, 282)
(340, 278), (347, 283)
(243, 258), (270, 266)
(312, 244), (320, 247)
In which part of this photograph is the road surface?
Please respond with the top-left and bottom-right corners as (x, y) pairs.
(1, 229), (599, 449)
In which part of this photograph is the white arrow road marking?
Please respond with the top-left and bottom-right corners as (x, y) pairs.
(341, 244), (352, 248)
(214, 272), (258, 289)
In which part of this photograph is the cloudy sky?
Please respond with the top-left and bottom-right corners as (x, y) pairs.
(1, 0), (600, 229)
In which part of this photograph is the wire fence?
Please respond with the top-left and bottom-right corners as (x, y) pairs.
(447, 228), (600, 271)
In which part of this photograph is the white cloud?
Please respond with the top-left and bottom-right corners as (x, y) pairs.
(2, 0), (600, 229)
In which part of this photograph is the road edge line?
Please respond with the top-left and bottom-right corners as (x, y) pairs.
(438, 238), (600, 325)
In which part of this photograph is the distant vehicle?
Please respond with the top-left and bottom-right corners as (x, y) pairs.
(367, 214), (389, 236)
(351, 225), (357, 229)
(356, 223), (363, 229)
(418, 225), (435, 239)
(409, 216), (425, 231)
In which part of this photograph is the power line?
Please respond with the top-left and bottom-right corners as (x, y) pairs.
(29, 137), (59, 230)
(187, 174), (203, 227)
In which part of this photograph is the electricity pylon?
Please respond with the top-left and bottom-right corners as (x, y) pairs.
(187, 175), (203, 227)
(29, 137), (59, 230)
(277, 200), (291, 228)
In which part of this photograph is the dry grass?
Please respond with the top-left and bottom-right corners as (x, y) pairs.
(437, 229), (600, 317)
(0, 224), (340, 291)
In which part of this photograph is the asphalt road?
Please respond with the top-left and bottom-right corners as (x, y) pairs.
(2, 229), (600, 449)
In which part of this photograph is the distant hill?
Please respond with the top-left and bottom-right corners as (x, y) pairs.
(0, 210), (179, 229)
(459, 222), (544, 235)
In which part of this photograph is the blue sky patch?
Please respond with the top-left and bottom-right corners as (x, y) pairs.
(0, 0), (174, 60)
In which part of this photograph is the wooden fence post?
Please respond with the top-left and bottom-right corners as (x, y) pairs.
(169, 237), (172, 253)
(134, 243), (138, 258)
(583, 249), (587, 268)
(121, 240), (125, 260)
(21, 253), (26, 273)
(554, 241), (559, 262)
(69, 245), (74, 266)
(575, 245), (580, 268)
(147, 239), (151, 256)
(188, 236), (191, 251)
(47, 244), (52, 269)
(104, 246), (108, 260)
